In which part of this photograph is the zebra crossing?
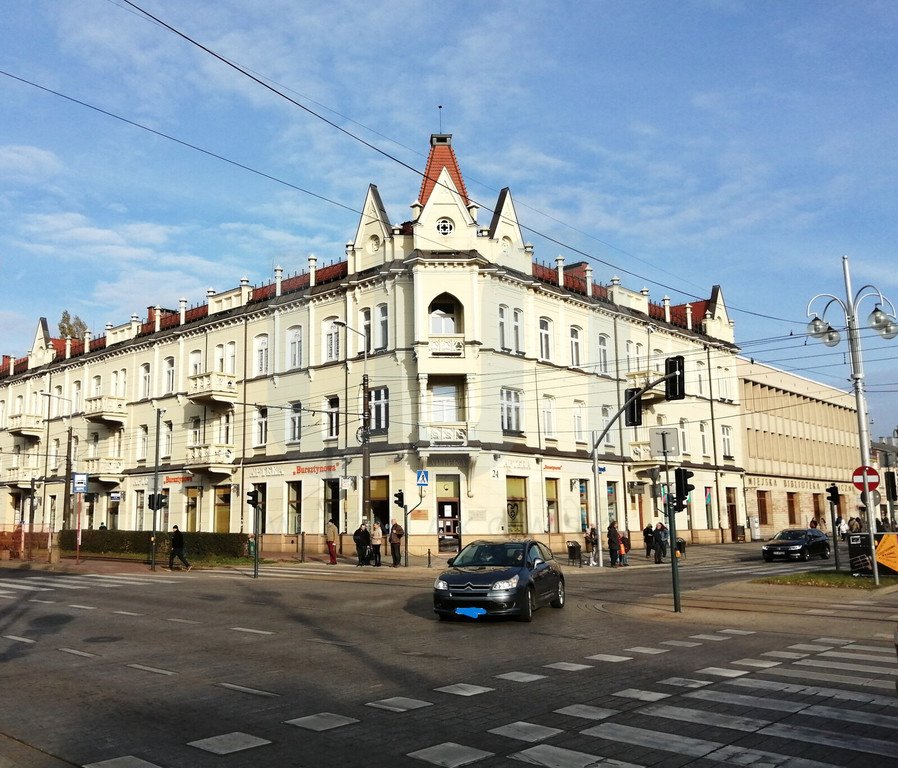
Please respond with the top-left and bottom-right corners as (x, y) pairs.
(0, 572), (181, 598)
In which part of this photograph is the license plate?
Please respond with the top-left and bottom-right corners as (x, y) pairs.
(455, 607), (487, 618)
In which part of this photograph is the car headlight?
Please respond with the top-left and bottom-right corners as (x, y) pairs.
(761, 545), (769, 550)
(491, 574), (519, 591)
(788, 545), (802, 551)
(434, 577), (448, 590)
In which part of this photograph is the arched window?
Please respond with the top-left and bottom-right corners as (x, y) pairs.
(323, 318), (340, 362)
(570, 326), (581, 367)
(253, 335), (269, 376)
(163, 357), (175, 394)
(597, 335), (609, 374)
(539, 317), (552, 361)
(91, 375), (102, 397)
(189, 349), (203, 376)
(139, 364), (151, 400)
(679, 418), (689, 454)
(376, 303), (389, 349)
(430, 300), (457, 334)
(286, 326), (303, 370)
(498, 305), (508, 350)
(72, 381), (83, 411)
(512, 309), (523, 353)
(361, 308), (372, 353)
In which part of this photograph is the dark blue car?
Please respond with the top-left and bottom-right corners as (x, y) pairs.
(433, 539), (565, 622)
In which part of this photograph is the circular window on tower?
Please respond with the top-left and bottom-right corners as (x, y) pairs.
(436, 217), (455, 236)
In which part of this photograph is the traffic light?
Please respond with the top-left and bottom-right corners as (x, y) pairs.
(393, 490), (404, 508)
(826, 484), (839, 507)
(665, 355), (685, 400)
(674, 467), (695, 512)
(624, 388), (642, 426)
(147, 493), (158, 511)
(247, 489), (260, 508)
(148, 493), (168, 510)
(885, 472), (897, 503)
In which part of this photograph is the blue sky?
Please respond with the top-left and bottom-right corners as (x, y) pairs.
(2, 0), (898, 435)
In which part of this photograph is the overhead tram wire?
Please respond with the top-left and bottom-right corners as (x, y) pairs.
(114, 0), (805, 330)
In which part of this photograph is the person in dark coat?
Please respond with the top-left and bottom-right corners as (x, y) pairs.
(643, 524), (654, 558)
(168, 525), (192, 571)
(352, 522), (371, 566)
(607, 521), (621, 567)
(652, 523), (668, 564)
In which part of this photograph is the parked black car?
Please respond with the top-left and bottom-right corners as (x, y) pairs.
(761, 528), (831, 561)
(433, 539), (565, 622)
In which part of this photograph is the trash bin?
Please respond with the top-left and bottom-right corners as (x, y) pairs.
(675, 537), (686, 557)
(566, 541), (582, 567)
(847, 533), (872, 574)
(247, 538), (256, 558)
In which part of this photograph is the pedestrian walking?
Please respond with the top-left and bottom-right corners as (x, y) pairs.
(838, 518), (849, 540)
(325, 518), (338, 564)
(389, 518), (404, 567)
(371, 521), (383, 567)
(643, 524), (654, 558)
(353, 522), (371, 566)
(607, 521), (621, 567)
(168, 525), (191, 571)
(585, 527), (598, 566)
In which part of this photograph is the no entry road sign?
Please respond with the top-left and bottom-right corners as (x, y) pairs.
(852, 465), (880, 491)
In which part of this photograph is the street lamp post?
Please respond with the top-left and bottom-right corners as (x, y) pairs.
(150, 406), (165, 572)
(39, 392), (73, 563)
(807, 255), (898, 586)
(333, 321), (370, 528)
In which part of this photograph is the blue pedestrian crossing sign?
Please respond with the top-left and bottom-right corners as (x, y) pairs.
(416, 470), (429, 487)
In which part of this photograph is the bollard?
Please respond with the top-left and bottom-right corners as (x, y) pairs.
(300, 532), (305, 563)
(427, 548), (432, 568)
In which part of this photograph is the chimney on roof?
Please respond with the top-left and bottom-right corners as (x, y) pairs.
(663, 296), (671, 323)
(585, 265), (593, 297)
(154, 305), (162, 333)
(179, 297), (187, 325)
(555, 255), (565, 287)
(84, 329), (92, 348)
(685, 303), (693, 330)
(8, 355), (13, 375)
(65, 336), (72, 359)
(275, 265), (283, 297)
(308, 254), (317, 287)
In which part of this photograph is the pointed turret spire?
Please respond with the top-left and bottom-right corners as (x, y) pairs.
(418, 134), (470, 207)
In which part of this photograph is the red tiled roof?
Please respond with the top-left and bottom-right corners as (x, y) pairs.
(417, 136), (470, 208)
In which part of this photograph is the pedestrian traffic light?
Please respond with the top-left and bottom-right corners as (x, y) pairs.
(664, 355), (685, 400)
(393, 490), (404, 508)
(826, 484), (839, 507)
(247, 489), (260, 508)
(624, 388), (642, 426)
(674, 467), (694, 512)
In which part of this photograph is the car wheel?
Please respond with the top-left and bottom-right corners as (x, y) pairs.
(551, 579), (565, 609)
(821, 545), (831, 560)
(801, 548), (810, 561)
(518, 588), (534, 622)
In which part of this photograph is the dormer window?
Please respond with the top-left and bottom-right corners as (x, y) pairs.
(436, 218), (454, 236)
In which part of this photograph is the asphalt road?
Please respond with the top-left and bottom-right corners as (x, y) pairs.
(0, 543), (896, 768)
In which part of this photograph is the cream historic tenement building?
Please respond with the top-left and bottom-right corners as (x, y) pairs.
(1, 133), (842, 557)
(739, 358), (859, 537)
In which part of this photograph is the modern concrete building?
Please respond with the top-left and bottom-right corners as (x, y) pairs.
(0, 134), (747, 556)
(738, 357), (859, 538)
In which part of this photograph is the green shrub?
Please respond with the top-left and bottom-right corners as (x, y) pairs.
(57, 529), (249, 560)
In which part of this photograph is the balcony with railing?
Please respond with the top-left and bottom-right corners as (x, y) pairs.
(428, 334), (466, 357)
(185, 442), (236, 474)
(7, 412), (44, 439)
(421, 422), (469, 446)
(625, 369), (666, 403)
(83, 456), (125, 482)
(84, 396), (128, 424)
(3, 464), (41, 487)
(187, 372), (238, 404)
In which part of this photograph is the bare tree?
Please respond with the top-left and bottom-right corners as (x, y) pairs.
(58, 311), (88, 339)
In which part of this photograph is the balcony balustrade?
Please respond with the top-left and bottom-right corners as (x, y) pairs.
(187, 372), (238, 404)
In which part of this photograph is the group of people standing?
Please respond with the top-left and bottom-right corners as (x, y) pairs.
(643, 522), (670, 564)
(324, 518), (405, 567)
(583, 522), (632, 567)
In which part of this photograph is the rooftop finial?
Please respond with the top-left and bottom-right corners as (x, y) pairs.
(438, 104), (443, 133)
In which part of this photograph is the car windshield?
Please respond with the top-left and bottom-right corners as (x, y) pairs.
(773, 530), (807, 541)
(453, 543), (525, 567)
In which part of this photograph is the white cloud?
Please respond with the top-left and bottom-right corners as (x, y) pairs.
(0, 145), (62, 184)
